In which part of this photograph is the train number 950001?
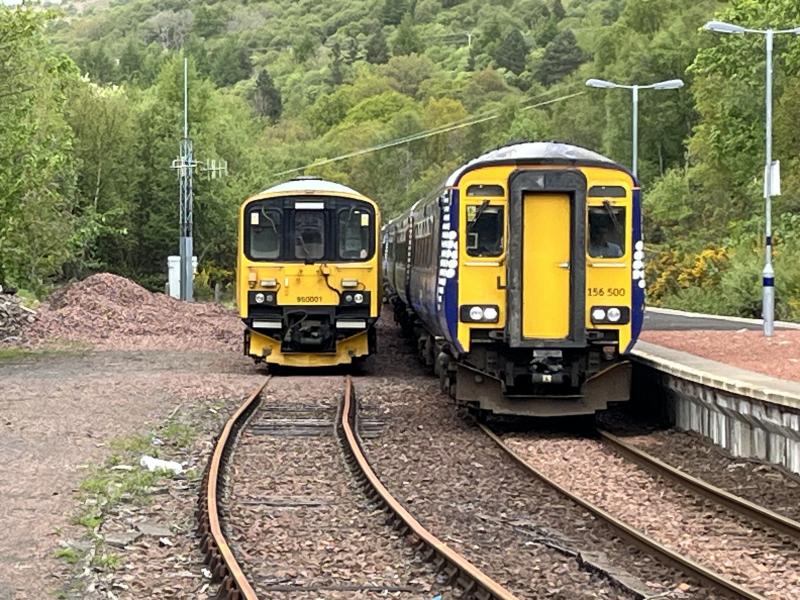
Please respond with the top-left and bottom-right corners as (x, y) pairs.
(587, 287), (626, 297)
(296, 295), (324, 303)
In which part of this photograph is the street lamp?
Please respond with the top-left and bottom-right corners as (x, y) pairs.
(704, 20), (800, 337)
(585, 78), (684, 178)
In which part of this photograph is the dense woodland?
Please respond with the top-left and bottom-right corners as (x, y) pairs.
(1, 0), (799, 319)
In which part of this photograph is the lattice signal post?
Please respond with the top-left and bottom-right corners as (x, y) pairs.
(170, 58), (227, 301)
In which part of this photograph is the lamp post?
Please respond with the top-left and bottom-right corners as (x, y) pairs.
(704, 20), (800, 337)
(585, 78), (684, 178)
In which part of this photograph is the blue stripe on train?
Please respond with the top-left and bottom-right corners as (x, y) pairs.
(626, 186), (644, 354)
(444, 188), (463, 353)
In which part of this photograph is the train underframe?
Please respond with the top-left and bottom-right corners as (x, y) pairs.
(393, 298), (631, 417)
(243, 307), (377, 367)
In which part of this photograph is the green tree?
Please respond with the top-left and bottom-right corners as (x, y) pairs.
(0, 7), (78, 290)
(392, 14), (422, 56)
(118, 38), (145, 83)
(365, 28), (390, 64)
(328, 41), (344, 86)
(65, 81), (139, 277)
(382, 54), (436, 97)
(252, 70), (283, 122)
(551, 0), (566, 20)
(381, 0), (408, 25)
(293, 33), (317, 63)
(492, 27), (529, 75)
(209, 38), (251, 87)
(194, 4), (229, 39)
(535, 30), (585, 85)
(77, 43), (116, 83)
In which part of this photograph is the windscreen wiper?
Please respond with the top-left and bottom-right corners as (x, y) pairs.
(603, 200), (622, 233)
(468, 200), (490, 231)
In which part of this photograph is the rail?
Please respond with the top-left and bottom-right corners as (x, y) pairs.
(598, 429), (800, 540)
(479, 423), (768, 600)
(197, 379), (269, 600)
(341, 376), (519, 600)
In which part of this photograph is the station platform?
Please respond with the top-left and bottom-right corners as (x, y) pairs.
(632, 307), (800, 474)
(639, 307), (800, 390)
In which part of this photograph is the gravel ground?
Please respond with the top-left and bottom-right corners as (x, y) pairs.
(0, 348), (262, 599)
(224, 375), (456, 598)
(639, 329), (800, 382)
(358, 320), (727, 600)
(503, 433), (800, 599)
(598, 416), (800, 524)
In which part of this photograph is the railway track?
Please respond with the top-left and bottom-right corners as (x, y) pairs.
(597, 428), (800, 540)
(197, 375), (518, 600)
(481, 424), (800, 600)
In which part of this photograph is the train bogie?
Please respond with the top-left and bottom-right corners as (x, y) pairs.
(237, 178), (380, 368)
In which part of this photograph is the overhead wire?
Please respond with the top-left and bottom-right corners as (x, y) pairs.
(268, 87), (586, 179)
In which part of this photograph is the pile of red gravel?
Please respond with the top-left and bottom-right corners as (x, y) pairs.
(27, 273), (242, 351)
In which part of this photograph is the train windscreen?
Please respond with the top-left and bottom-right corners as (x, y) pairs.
(245, 196), (374, 262)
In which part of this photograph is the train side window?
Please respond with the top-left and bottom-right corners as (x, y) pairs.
(250, 208), (282, 260)
(466, 203), (504, 257)
(588, 204), (625, 258)
(338, 208), (370, 260)
(294, 210), (325, 260)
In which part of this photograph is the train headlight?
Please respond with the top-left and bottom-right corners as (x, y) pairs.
(461, 305), (500, 323)
(254, 292), (266, 304)
(340, 291), (370, 306)
(591, 306), (630, 325)
(591, 308), (607, 322)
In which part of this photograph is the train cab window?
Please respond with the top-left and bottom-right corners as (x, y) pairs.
(250, 208), (282, 260)
(338, 208), (370, 260)
(294, 210), (325, 260)
(588, 204), (625, 258)
(588, 185), (626, 198)
(466, 202), (504, 257)
(467, 184), (504, 197)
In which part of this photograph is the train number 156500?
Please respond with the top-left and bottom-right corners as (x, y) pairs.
(587, 287), (626, 297)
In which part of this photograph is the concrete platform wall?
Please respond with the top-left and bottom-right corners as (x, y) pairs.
(633, 363), (800, 475)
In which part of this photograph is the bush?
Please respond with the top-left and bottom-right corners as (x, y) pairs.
(652, 237), (800, 322)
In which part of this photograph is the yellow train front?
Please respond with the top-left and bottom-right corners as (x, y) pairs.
(384, 142), (644, 417)
(237, 177), (380, 368)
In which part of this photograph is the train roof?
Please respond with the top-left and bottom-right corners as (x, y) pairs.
(445, 141), (628, 186)
(259, 177), (364, 197)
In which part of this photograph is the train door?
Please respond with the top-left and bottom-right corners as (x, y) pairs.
(521, 192), (570, 338)
(506, 170), (586, 348)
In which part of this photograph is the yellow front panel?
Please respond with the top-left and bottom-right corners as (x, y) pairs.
(456, 167), (510, 352)
(581, 166), (634, 352)
(522, 193), (571, 339)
